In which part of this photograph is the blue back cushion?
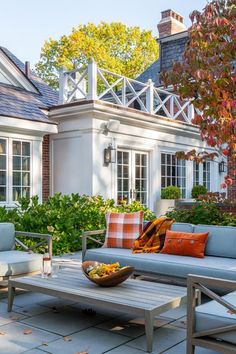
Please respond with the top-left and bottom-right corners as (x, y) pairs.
(194, 225), (236, 258)
(0, 223), (15, 251)
(171, 222), (194, 233)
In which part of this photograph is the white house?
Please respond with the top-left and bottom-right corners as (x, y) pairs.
(0, 9), (226, 211)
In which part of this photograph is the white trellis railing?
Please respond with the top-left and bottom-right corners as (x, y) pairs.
(59, 59), (195, 123)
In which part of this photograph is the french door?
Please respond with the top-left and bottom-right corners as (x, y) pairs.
(117, 150), (148, 206)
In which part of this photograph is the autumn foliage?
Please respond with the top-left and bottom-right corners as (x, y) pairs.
(161, 0), (236, 188)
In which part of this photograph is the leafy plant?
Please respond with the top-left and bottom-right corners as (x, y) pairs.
(0, 194), (155, 255)
(161, 186), (181, 200)
(191, 185), (207, 199)
(166, 202), (236, 226)
(36, 22), (159, 89)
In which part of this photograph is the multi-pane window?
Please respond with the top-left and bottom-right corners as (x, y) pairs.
(135, 153), (148, 205)
(203, 161), (211, 191)
(117, 151), (130, 204)
(193, 162), (200, 186)
(117, 150), (148, 206)
(161, 153), (186, 198)
(12, 141), (31, 201)
(0, 139), (7, 201)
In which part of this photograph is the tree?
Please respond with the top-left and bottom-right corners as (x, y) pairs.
(35, 22), (159, 89)
(161, 0), (236, 175)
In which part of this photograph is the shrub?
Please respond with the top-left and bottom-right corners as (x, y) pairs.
(166, 202), (236, 226)
(0, 194), (155, 255)
(161, 186), (181, 199)
(191, 185), (207, 199)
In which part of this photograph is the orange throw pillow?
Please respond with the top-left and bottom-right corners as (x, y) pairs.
(161, 230), (209, 258)
(104, 211), (143, 248)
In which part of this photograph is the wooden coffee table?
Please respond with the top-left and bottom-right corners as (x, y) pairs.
(8, 268), (186, 352)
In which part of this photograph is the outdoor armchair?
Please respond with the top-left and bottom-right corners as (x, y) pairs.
(187, 274), (236, 354)
(0, 222), (52, 281)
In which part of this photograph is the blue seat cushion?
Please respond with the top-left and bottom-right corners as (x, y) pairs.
(196, 291), (236, 344)
(0, 251), (43, 277)
(194, 225), (236, 258)
(85, 248), (236, 281)
(0, 223), (15, 251)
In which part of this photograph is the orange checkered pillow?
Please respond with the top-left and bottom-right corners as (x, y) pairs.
(103, 211), (143, 248)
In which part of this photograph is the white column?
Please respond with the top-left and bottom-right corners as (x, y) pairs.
(87, 59), (98, 100)
(146, 79), (154, 115)
(59, 67), (68, 104)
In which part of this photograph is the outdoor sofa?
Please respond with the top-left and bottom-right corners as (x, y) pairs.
(82, 222), (236, 285)
(0, 222), (52, 281)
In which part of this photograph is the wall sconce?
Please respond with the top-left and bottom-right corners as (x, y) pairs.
(104, 144), (116, 166)
(219, 159), (227, 173)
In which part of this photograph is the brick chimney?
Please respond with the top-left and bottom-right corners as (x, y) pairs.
(157, 9), (186, 38)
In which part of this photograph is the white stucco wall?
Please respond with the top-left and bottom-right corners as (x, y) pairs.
(49, 102), (225, 211)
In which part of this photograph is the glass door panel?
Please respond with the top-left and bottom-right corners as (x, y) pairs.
(117, 150), (148, 206)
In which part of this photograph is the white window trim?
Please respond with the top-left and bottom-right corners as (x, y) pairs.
(0, 137), (32, 205)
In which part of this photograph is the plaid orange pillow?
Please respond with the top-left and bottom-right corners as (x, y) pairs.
(103, 211), (143, 248)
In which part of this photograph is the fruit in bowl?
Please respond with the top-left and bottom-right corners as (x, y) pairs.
(82, 261), (134, 287)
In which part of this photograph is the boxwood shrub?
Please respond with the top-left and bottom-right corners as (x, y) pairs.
(0, 194), (155, 255)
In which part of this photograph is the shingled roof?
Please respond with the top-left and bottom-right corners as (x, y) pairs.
(137, 31), (189, 87)
(0, 47), (58, 123)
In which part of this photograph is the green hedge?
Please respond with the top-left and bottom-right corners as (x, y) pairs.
(0, 194), (155, 255)
(166, 202), (236, 226)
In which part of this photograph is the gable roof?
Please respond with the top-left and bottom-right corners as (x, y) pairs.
(136, 59), (161, 87)
(0, 47), (58, 123)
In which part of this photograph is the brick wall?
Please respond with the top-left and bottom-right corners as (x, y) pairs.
(42, 135), (50, 201)
(227, 156), (236, 202)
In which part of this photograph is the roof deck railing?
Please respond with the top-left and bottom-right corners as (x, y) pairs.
(59, 59), (195, 123)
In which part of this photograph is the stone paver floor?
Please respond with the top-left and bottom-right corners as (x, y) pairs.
(0, 254), (219, 354)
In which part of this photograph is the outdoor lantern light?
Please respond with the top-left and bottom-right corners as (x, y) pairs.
(104, 144), (116, 165)
(219, 159), (227, 173)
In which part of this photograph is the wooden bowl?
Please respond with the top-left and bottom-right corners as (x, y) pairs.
(82, 261), (134, 287)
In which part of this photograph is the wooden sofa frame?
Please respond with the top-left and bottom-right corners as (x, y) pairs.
(187, 274), (236, 354)
(1, 230), (52, 281)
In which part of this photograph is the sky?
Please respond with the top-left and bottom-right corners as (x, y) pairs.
(1, 0), (207, 68)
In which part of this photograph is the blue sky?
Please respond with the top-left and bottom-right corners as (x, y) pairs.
(1, 0), (207, 67)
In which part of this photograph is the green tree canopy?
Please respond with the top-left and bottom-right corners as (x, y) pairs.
(35, 22), (159, 89)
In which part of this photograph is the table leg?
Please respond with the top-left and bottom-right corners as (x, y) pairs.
(8, 284), (15, 312)
(145, 310), (154, 353)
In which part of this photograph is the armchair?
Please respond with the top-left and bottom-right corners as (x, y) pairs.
(0, 223), (52, 281)
(187, 274), (236, 354)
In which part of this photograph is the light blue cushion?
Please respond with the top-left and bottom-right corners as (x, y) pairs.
(196, 291), (236, 344)
(171, 222), (194, 233)
(0, 250), (42, 277)
(0, 223), (15, 251)
(194, 225), (236, 258)
(85, 248), (236, 281)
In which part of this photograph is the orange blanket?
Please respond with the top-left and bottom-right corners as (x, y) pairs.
(133, 217), (174, 253)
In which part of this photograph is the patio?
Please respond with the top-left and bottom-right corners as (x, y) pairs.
(0, 254), (218, 354)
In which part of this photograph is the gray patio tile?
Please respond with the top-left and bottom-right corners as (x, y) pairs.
(128, 324), (186, 353)
(68, 302), (123, 318)
(170, 316), (187, 329)
(0, 322), (59, 354)
(38, 297), (76, 308)
(21, 306), (110, 336)
(106, 345), (147, 353)
(162, 340), (218, 353)
(38, 327), (129, 354)
(0, 312), (28, 326)
(0, 300), (20, 314)
(96, 314), (172, 338)
(23, 350), (48, 354)
(161, 303), (187, 320)
(13, 304), (51, 317)
(2, 292), (55, 307)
